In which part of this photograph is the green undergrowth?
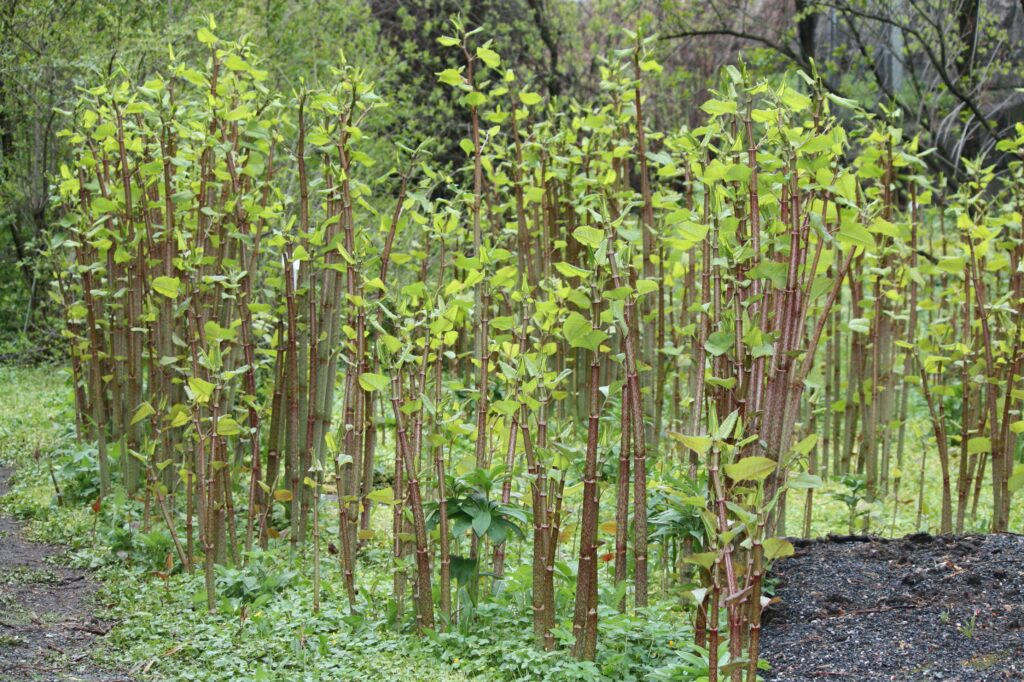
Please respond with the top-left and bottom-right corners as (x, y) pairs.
(0, 366), (70, 470)
(101, 566), (471, 682)
(85, 550), (700, 681)
(783, 424), (1024, 538)
(0, 367), (702, 681)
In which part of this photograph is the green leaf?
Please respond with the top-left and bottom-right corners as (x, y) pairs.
(491, 399), (519, 416)
(717, 410), (739, 441)
(724, 456), (777, 482)
(437, 36), (460, 47)
(196, 27), (218, 45)
(781, 89), (811, 112)
(572, 225), (604, 249)
(1009, 465), (1024, 494)
(216, 416), (242, 436)
(187, 377), (215, 401)
(788, 472), (823, 489)
(518, 91), (542, 106)
(835, 174), (858, 203)
(684, 551), (718, 569)
(463, 91), (487, 107)
(792, 434), (818, 456)
(802, 134), (833, 155)
(224, 105), (250, 121)
(562, 312), (608, 351)
(704, 331), (735, 357)
(827, 93), (859, 109)
(204, 321), (236, 342)
(359, 373), (389, 393)
(168, 405), (190, 428)
(967, 437), (991, 454)
(223, 54), (248, 71)
(92, 197), (118, 214)
(437, 69), (463, 87)
(129, 402), (155, 426)
(449, 555), (477, 584)
(476, 46), (501, 69)
(603, 286), (632, 300)
(635, 279), (659, 296)
(870, 217), (900, 238)
(763, 537), (795, 561)
(487, 519), (509, 544)
(472, 510), (492, 536)
(152, 276), (180, 299)
(837, 219), (874, 250)
(937, 256), (966, 274)
(848, 318), (870, 334)
(367, 487), (395, 505)
(701, 99), (737, 116)
(554, 261), (591, 279)
(669, 432), (712, 456)
(307, 131), (331, 146)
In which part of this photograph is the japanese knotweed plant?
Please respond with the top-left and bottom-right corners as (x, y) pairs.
(49, 17), (1024, 676)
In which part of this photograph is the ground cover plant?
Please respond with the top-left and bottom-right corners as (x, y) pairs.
(1, 3), (1024, 681)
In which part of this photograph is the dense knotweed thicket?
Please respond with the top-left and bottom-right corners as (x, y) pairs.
(50, 18), (1024, 680)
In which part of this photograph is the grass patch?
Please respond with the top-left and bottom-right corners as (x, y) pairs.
(784, 430), (1024, 538)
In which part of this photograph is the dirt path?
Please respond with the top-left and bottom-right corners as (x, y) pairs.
(761, 533), (1024, 681)
(0, 467), (131, 681)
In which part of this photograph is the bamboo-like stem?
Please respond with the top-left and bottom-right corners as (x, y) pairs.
(572, 339), (602, 661)
(390, 368), (434, 631)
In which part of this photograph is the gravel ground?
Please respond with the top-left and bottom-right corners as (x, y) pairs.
(760, 532), (1024, 681)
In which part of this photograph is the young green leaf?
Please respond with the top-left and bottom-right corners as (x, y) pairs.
(572, 225), (604, 249)
(152, 276), (180, 299)
(724, 456), (777, 482)
(216, 416), (242, 436)
(476, 46), (501, 69)
(668, 432), (712, 456)
(129, 402), (155, 426)
(562, 312), (608, 351)
(359, 373), (389, 392)
(763, 537), (795, 561)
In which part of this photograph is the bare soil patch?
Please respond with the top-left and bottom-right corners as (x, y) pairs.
(0, 467), (131, 681)
(761, 532), (1024, 681)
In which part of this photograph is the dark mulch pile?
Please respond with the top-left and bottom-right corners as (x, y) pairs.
(0, 467), (131, 681)
(760, 532), (1024, 681)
